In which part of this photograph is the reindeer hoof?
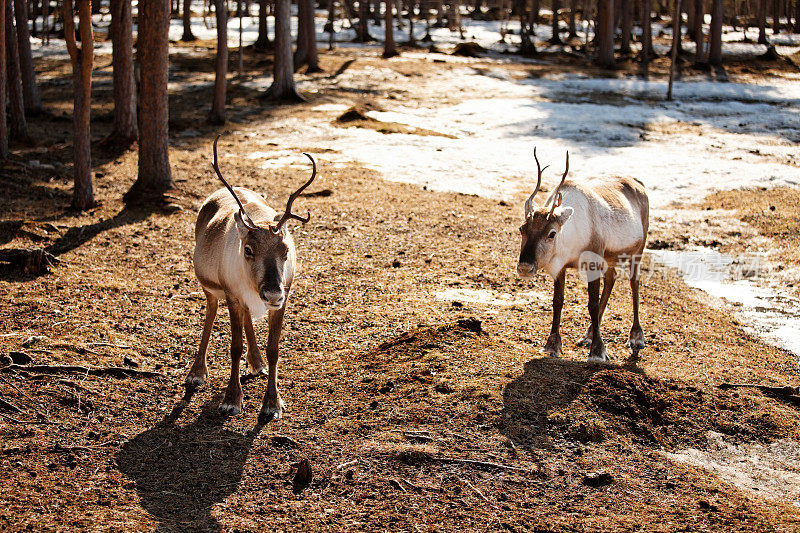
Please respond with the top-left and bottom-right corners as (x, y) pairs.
(628, 339), (645, 350)
(258, 406), (283, 424)
(184, 375), (205, 390)
(219, 402), (242, 416)
(576, 337), (592, 348)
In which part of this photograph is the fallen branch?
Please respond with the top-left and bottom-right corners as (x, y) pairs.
(432, 457), (533, 473)
(1, 364), (162, 379)
(463, 478), (489, 501)
(0, 412), (58, 425)
(718, 383), (799, 395)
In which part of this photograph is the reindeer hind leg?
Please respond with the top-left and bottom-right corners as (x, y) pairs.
(185, 289), (218, 390)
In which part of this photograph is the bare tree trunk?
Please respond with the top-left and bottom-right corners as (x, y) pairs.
(6, 2), (28, 140)
(267, 0), (303, 100)
(620, 0), (631, 54)
(758, 0), (767, 41)
(0, 0), (7, 159)
(685, 0), (695, 38)
(531, 0), (540, 22)
(596, 0), (614, 66)
(567, 0), (577, 36)
(254, 0), (272, 48)
(640, 0), (653, 64)
(295, 0), (320, 70)
(127, 0), (172, 202)
(549, 0), (562, 42)
(383, 0), (398, 56)
(692, 0), (705, 62)
(63, 0), (94, 210)
(667, 0), (681, 99)
(181, 0), (196, 39)
(708, 0), (722, 64)
(772, 0), (780, 32)
(209, 0), (227, 123)
(794, 0), (800, 32)
(356, 0), (374, 39)
(13, 0), (40, 115)
(109, 0), (137, 146)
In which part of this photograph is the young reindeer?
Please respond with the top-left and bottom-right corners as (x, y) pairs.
(516, 149), (649, 361)
(187, 136), (317, 423)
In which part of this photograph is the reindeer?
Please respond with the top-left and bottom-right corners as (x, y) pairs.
(186, 136), (317, 423)
(516, 149), (649, 361)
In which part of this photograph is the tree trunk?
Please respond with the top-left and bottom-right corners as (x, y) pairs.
(295, 0), (320, 70)
(620, 0), (632, 54)
(685, 0), (695, 38)
(357, 0), (374, 39)
(209, 0), (227, 123)
(693, 0), (705, 62)
(640, 0), (653, 64)
(772, 0), (780, 32)
(63, 0), (94, 210)
(267, 0), (303, 100)
(531, 0), (539, 22)
(13, 0), (40, 115)
(383, 0), (399, 56)
(667, 0), (681, 99)
(708, 0), (722, 64)
(549, 0), (562, 42)
(254, 0), (272, 48)
(5, 1), (28, 140)
(795, 0), (800, 32)
(596, 0), (614, 67)
(109, 0), (137, 146)
(0, 0), (7, 159)
(127, 0), (172, 202)
(567, 0), (577, 36)
(181, 0), (196, 40)
(758, 0), (767, 41)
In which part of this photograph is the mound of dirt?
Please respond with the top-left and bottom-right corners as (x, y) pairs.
(451, 42), (487, 57)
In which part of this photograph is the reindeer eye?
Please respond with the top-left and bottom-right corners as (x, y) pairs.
(243, 245), (254, 258)
(547, 230), (557, 240)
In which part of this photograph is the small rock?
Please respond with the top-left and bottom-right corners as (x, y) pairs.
(582, 471), (613, 487)
(292, 458), (312, 493)
(8, 351), (32, 365)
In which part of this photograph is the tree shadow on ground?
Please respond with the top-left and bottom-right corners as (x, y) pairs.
(499, 356), (644, 448)
(115, 398), (262, 532)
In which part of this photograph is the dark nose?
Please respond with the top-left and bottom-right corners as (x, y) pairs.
(260, 288), (284, 307)
(517, 262), (536, 277)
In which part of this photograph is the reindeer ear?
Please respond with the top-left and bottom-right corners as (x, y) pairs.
(554, 206), (573, 226)
(233, 211), (252, 239)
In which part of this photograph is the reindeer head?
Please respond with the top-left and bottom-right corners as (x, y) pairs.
(517, 149), (572, 278)
(212, 135), (317, 309)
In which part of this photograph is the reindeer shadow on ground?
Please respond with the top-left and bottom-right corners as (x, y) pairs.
(499, 355), (645, 448)
(115, 397), (262, 532)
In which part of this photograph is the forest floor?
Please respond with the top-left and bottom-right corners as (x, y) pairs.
(2, 37), (800, 531)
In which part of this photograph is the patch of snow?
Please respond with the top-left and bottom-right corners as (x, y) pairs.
(436, 288), (546, 306)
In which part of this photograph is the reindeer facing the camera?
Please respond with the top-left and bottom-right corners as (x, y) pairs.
(187, 136), (317, 423)
(517, 149), (649, 361)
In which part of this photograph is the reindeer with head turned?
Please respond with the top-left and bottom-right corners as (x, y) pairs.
(517, 149), (649, 361)
(186, 136), (317, 423)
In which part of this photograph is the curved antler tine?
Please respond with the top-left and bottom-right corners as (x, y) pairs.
(272, 153), (318, 233)
(547, 150), (569, 219)
(526, 147), (550, 217)
(212, 134), (258, 231)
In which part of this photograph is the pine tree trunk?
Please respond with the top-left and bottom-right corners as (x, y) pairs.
(693, 0), (705, 62)
(620, 0), (632, 54)
(640, 0), (653, 64)
(772, 0), (780, 32)
(567, 0), (577, 36)
(708, 0), (722, 64)
(5, 2), (28, 140)
(294, 0), (309, 66)
(596, 0), (614, 67)
(209, 0), (227, 123)
(383, 0), (398, 56)
(128, 0), (172, 202)
(109, 0), (137, 146)
(0, 0), (7, 159)
(267, 0), (303, 100)
(758, 0), (767, 41)
(63, 0), (94, 210)
(304, 0), (320, 70)
(254, 0), (271, 48)
(549, 0), (562, 42)
(13, 0), (40, 115)
(357, 0), (374, 39)
(181, 0), (196, 39)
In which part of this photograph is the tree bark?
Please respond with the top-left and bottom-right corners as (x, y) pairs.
(383, 0), (398, 56)
(620, 0), (632, 54)
(63, 0), (94, 210)
(181, 0), (196, 40)
(708, 0), (722, 64)
(295, 0), (320, 70)
(567, 0), (577, 36)
(109, 0), (137, 146)
(667, 0), (681, 100)
(596, 0), (614, 67)
(549, 0), (562, 42)
(209, 0), (227, 123)
(0, 0), (7, 159)
(640, 0), (653, 64)
(267, 0), (303, 100)
(692, 0), (705, 62)
(758, 0), (767, 41)
(356, 0), (374, 40)
(127, 0), (172, 202)
(772, 0), (780, 32)
(254, 0), (272, 49)
(13, 0), (40, 115)
(6, 1), (28, 140)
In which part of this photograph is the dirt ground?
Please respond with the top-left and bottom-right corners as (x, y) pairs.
(2, 40), (800, 531)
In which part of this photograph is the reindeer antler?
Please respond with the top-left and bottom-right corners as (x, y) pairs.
(524, 147), (550, 217)
(211, 134), (259, 231)
(547, 151), (569, 219)
(271, 153), (317, 234)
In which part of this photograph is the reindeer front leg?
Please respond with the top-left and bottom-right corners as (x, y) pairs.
(244, 310), (267, 375)
(220, 299), (245, 416)
(258, 303), (287, 424)
(543, 269), (565, 357)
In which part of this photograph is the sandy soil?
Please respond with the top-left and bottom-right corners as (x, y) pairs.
(2, 43), (800, 531)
